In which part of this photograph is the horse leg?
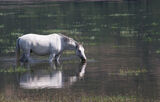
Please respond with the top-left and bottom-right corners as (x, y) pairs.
(55, 54), (61, 62)
(23, 50), (31, 62)
(25, 51), (31, 62)
(20, 53), (26, 62)
(49, 54), (55, 63)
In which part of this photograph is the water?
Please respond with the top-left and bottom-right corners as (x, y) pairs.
(0, 1), (160, 102)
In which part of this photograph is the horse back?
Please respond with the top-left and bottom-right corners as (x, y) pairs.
(19, 34), (62, 55)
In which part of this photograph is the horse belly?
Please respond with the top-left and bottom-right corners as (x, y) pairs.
(32, 45), (50, 55)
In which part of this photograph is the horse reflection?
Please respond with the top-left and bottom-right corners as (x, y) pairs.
(19, 62), (87, 89)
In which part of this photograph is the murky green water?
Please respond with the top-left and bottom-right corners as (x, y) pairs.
(1, 1), (160, 102)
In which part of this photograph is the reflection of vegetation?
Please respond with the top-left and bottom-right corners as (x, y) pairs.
(0, 66), (29, 73)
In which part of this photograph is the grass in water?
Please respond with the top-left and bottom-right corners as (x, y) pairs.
(0, 66), (29, 73)
(109, 68), (147, 76)
(0, 94), (156, 102)
(119, 68), (147, 76)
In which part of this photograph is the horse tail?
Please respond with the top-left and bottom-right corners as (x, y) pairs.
(16, 38), (20, 61)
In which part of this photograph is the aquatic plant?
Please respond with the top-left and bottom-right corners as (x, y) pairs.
(0, 24), (4, 28)
(109, 13), (135, 17)
(156, 49), (160, 54)
(119, 68), (147, 76)
(0, 66), (29, 73)
(40, 29), (81, 35)
(109, 68), (147, 76)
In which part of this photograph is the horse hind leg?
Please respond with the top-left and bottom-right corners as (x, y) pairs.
(20, 53), (28, 62)
(20, 50), (31, 62)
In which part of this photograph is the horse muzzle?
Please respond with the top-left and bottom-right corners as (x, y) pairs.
(81, 57), (87, 63)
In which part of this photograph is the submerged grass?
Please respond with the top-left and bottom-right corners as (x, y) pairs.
(0, 66), (29, 73)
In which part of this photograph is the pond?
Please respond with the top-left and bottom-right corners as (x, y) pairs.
(0, 0), (160, 102)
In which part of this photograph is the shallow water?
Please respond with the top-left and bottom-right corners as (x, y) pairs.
(0, 1), (160, 102)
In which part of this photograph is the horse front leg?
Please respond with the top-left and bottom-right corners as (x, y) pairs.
(55, 54), (61, 62)
(49, 53), (55, 63)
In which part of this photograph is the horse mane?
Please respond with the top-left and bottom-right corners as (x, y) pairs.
(58, 33), (80, 47)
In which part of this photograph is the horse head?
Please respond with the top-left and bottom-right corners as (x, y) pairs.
(76, 44), (87, 62)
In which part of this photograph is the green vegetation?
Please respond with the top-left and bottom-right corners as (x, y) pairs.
(151, 22), (158, 26)
(10, 32), (23, 36)
(156, 49), (160, 54)
(0, 66), (29, 73)
(119, 68), (147, 76)
(0, 12), (15, 16)
(40, 29), (81, 35)
(109, 68), (147, 76)
(0, 24), (4, 28)
(0, 94), (157, 102)
(112, 45), (134, 48)
(109, 13), (135, 17)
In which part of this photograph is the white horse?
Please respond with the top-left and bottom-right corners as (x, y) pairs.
(16, 33), (87, 63)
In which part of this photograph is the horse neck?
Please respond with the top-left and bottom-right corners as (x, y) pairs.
(60, 34), (79, 50)
(65, 40), (78, 50)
